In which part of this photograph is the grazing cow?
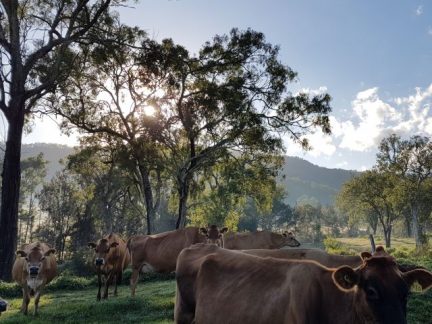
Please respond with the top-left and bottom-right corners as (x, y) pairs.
(0, 298), (7, 315)
(88, 233), (130, 301)
(222, 230), (300, 249)
(199, 225), (228, 247)
(127, 227), (206, 296)
(12, 242), (57, 315)
(175, 244), (432, 324)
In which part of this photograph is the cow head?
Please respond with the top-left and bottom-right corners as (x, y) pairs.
(332, 253), (432, 324)
(0, 298), (7, 315)
(88, 239), (119, 267)
(200, 225), (228, 247)
(16, 246), (55, 279)
(281, 231), (301, 247)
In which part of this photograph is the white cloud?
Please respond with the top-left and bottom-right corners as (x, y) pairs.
(416, 5), (423, 16)
(331, 85), (432, 152)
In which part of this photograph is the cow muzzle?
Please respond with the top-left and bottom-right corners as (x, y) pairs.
(29, 266), (39, 277)
(95, 258), (105, 266)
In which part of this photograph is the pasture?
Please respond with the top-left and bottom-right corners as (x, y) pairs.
(1, 237), (431, 324)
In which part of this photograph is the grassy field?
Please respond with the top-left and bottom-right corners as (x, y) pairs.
(0, 280), (175, 324)
(1, 237), (431, 323)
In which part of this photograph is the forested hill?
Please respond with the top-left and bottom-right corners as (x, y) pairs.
(12, 144), (356, 205)
(278, 156), (359, 205)
(21, 143), (74, 179)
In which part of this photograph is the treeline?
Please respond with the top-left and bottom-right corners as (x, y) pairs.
(336, 134), (432, 249)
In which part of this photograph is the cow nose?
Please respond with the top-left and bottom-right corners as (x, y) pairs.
(95, 258), (104, 266)
(29, 266), (39, 276)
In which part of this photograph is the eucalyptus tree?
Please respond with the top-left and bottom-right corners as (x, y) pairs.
(336, 170), (401, 248)
(139, 29), (332, 228)
(377, 134), (432, 247)
(0, 0), (130, 280)
(18, 153), (47, 244)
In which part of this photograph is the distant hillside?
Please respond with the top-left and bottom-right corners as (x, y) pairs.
(278, 156), (358, 205)
(21, 143), (75, 179)
(2, 144), (357, 205)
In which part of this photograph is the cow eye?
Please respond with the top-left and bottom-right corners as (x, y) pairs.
(365, 286), (379, 300)
(25, 257), (29, 261)
(40, 256), (46, 261)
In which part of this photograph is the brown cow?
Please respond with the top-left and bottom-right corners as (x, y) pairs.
(127, 227), (206, 296)
(222, 230), (300, 249)
(175, 244), (432, 324)
(12, 242), (57, 315)
(0, 298), (7, 315)
(245, 248), (362, 267)
(199, 225), (228, 247)
(88, 233), (130, 301)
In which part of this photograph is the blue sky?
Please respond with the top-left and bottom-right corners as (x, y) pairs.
(15, 0), (432, 171)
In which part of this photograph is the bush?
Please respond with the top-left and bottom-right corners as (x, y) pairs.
(323, 237), (357, 255)
(0, 281), (21, 298)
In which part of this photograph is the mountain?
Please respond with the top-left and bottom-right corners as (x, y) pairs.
(20, 143), (74, 180)
(278, 156), (358, 205)
(11, 144), (356, 205)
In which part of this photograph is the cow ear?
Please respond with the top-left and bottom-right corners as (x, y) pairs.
(361, 252), (372, 261)
(221, 227), (228, 233)
(88, 242), (96, 248)
(16, 250), (27, 257)
(110, 242), (119, 248)
(44, 249), (56, 257)
(199, 228), (208, 235)
(332, 266), (359, 291)
(403, 269), (432, 291)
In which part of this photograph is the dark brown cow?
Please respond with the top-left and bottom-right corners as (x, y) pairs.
(127, 227), (206, 296)
(222, 230), (300, 249)
(88, 233), (130, 301)
(0, 298), (7, 315)
(175, 244), (432, 324)
(199, 225), (228, 247)
(12, 242), (57, 315)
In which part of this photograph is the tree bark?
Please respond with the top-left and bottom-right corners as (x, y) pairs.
(137, 165), (155, 234)
(176, 176), (189, 229)
(383, 225), (392, 248)
(0, 110), (25, 280)
(411, 206), (423, 248)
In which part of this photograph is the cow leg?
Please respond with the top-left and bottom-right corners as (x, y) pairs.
(130, 267), (140, 297)
(34, 291), (41, 316)
(113, 273), (118, 297)
(103, 272), (112, 299)
(21, 286), (30, 315)
(97, 272), (102, 301)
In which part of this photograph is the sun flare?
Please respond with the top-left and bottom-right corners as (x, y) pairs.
(143, 105), (156, 117)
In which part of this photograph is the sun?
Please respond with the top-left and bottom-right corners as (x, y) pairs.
(143, 105), (156, 117)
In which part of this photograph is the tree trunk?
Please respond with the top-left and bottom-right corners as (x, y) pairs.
(0, 111), (25, 281)
(176, 178), (189, 229)
(384, 225), (392, 248)
(137, 165), (155, 234)
(411, 206), (423, 248)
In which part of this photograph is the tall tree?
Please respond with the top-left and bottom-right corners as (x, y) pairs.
(0, 0), (129, 280)
(336, 170), (400, 248)
(138, 29), (332, 228)
(377, 134), (432, 248)
(18, 153), (47, 244)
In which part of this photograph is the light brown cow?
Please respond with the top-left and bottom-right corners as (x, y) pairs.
(0, 298), (7, 315)
(222, 230), (300, 249)
(127, 227), (207, 296)
(12, 242), (57, 315)
(88, 233), (130, 301)
(175, 244), (432, 324)
(245, 248), (362, 267)
(199, 225), (228, 247)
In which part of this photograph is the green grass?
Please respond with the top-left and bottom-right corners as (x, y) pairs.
(0, 280), (175, 324)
